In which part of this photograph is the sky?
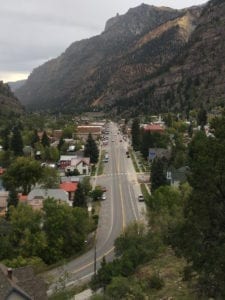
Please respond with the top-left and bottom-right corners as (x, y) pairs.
(0, 0), (207, 83)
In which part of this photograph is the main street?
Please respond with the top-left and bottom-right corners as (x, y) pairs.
(46, 122), (146, 294)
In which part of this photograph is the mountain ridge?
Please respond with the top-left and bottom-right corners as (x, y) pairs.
(15, 1), (225, 116)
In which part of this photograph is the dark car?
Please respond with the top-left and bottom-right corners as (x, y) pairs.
(138, 194), (144, 202)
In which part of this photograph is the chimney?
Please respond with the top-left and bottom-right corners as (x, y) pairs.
(7, 268), (12, 280)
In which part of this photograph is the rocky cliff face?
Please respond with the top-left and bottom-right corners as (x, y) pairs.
(16, 2), (223, 116)
(0, 81), (24, 115)
(123, 0), (225, 116)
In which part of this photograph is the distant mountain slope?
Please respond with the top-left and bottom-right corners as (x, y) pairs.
(0, 81), (24, 115)
(16, 4), (190, 111)
(8, 79), (26, 92)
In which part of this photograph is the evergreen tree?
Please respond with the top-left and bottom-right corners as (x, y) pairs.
(1, 127), (10, 150)
(84, 133), (99, 164)
(41, 131), (50, 147)
(57, 137), (64, 151)
(131, 118), (140, 151)
(140, 129), (154, 159)
(197, 107), (207, 130)
(151, 158), (167, 192)
(31, 129), (40, 148)
(172, 114), (225, 297)
(73, 182), (87, 207)
(10, 126), (23, 156)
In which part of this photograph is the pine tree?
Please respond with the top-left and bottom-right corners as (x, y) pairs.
(140, 129), (154, 159)
(73, 182), (86, 207)
(84, 133), (99, 164)
(10, 126), (23, 156)
(131, 118), (140, 151)
(197, 107), (207, 130)
(172, 114), (225, 297)
(151, 158), (167, 192)
(57, 137), (64, 151)
(41, 131), (50, 147)
(31, 129), (40, 148)
(1, 127), (10, 150)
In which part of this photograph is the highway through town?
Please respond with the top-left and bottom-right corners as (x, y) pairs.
(46, 122), (146, 295)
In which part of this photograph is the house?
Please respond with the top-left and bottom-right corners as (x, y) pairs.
(0, 263), (47, 300)
(65, 157), (91, 175)
(143, 123), (165, 133)
(167, 166), (189, 187)
(27, 188), (71, 209)
(60, 176), (80, 183)
(18, 194), (28, 204)
(77, 125), (102, 141)
(52, 129), (63, 140)
(149, 148), (171, 161)
(59, 155), (77, 169)
(60, 181), (78, 201)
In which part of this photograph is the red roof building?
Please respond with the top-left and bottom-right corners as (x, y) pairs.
(60, 182), (78, 201)
(18, 194), (28, 203)
(77, 125), (102, 141)
(143, 124), (165, 133)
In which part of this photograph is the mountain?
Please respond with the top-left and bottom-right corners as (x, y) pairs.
(16, 4), (194, 112)
(8, 79), (26, 92)
(0, 81), (24, 115)
(120, 0), (225, 117)
(16, 1), (224, 116)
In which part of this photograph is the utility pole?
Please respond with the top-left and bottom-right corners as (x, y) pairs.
(94, 244), (97, 276)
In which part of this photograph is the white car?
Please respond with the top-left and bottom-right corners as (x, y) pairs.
(101, 193), (106, 200)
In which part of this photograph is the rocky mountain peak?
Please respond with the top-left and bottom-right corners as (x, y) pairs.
(104, 3), (181, 37)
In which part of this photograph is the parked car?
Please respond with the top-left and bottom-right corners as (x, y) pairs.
(138, 194), (144, 202)
(101, 193), (106, 200)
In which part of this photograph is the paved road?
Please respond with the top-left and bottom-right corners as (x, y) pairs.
(46, 122), (146, 295)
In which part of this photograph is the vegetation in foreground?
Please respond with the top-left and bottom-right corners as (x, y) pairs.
(89, 113), (225, 299)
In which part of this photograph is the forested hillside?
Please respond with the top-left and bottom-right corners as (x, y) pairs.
(0, 81), (24, 116)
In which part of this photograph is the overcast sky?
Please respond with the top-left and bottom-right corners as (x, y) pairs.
(1, 0), (207, 83)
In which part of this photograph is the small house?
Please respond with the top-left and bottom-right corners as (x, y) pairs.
(27, 188), (71, 209)
(167, 166), (189, 187)
(60, 182), (78, 201)
(65, 157), (91, 175)
(0, 263), (47, 300)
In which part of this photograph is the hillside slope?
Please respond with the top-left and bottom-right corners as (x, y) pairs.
(0, 81), (24, 115)
(111, 0), (225, 116)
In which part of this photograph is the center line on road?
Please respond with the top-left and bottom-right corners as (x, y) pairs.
(71, 246), (115, 275)
(119, 182), (126, 231)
